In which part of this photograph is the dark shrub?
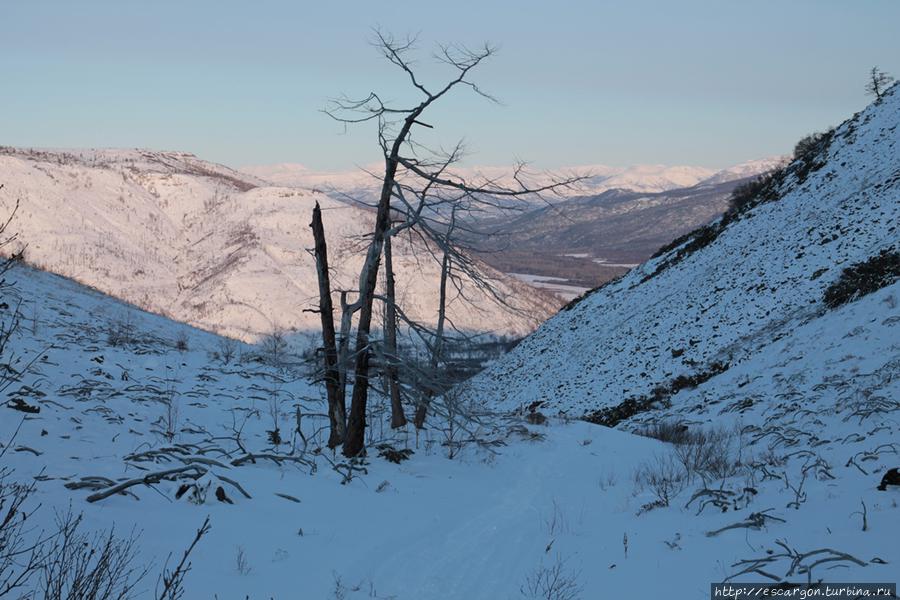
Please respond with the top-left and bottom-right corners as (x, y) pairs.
(643, 222), (725, 282)
(376, 443), (414, 464)
(638, 421), (691, 444)
(650, 229), (697, 260)
(727, 175), (772, 214)
(793, 131), (831, 161)
(792, 129), (834, 183)
(823, 248), (900, 308)
(583, 361), (729, 427)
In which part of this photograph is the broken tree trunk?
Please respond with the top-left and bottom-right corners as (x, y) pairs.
(310, 201), (346, 448)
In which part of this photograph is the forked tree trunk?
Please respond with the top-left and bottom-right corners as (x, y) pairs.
(310, 202), (345, 448)
(383, 234), (407, 428)
(343, 149), (405, 457)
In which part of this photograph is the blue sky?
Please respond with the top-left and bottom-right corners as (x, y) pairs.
(2, 0), (898, 170)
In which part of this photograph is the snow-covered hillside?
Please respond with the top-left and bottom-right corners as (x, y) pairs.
(0, 147), (553, 345)
(465, 86), (899, 418)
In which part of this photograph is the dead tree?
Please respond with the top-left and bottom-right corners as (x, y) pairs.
(310, 202), (346, 448)
(414, 205), (455, 429)
(382, 232), (407, 428)
(324, 31), (585, 457)
(865, 66), (894, 100)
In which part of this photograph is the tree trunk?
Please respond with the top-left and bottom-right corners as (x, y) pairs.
(383, 234), (407, 428)
(310, 202), (345, 448)
(415, 250), (449, 429)
(337, 291), (353, 403)
(343, 154), (403, 456)
(343, 106), (422, 457)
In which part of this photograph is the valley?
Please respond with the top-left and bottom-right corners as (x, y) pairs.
(2, 7), (898, 599)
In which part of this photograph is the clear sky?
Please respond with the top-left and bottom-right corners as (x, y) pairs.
(2, 0), (898, 171)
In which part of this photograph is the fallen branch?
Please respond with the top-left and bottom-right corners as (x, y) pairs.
(706, 510), (785, 537)
(86, 465), (204, 503)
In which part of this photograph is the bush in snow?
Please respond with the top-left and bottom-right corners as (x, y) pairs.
(106, 312), (137, 347)
(1, 469), (148, 599)
(633, 453), (687, 512)
(520, 554), (582, 600)
(823, 248), (900, 309)
(215, 336), (239, 365)
(727, 173), (778, 214)
(637, 420), (691, 445)
(791, 129), (834, 183)
(671, 425), (743, 484)
(174, 330), (189, 352)
(260, 328), (289, 366)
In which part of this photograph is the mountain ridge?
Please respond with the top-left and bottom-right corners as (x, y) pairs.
(0, 146), (554, 346)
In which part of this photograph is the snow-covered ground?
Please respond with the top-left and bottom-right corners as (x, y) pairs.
(3, 260), (896, 598)
(457, 87), (900, 591)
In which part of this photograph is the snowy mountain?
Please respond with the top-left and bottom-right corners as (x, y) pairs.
(699, 156), (791, 186)
(0, 147), (554, 345)
(243, 160), (779, 199)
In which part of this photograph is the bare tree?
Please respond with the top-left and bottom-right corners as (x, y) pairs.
(865, 66), (894, 100)
(310, 201), (347, 448)
(381, 231), (407, 429)
(322, 31), (585, 457)
(413, 204), (455, 429)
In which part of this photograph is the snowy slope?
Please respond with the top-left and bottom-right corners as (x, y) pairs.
(3, 260), (896, 598)
(0, 147), (554, 344)
(464, 86), (899, 417)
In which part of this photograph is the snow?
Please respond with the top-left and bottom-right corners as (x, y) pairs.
(507, 272), (591, 301)
(699, 156), (790, 187)
(243, 159), (781, 200)
(3, 262), (896, 598)
(0, 147), (554, 347)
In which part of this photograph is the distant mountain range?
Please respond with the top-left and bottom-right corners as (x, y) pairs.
(469, 174), (777, 291)
(243, 157), (785, 199)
